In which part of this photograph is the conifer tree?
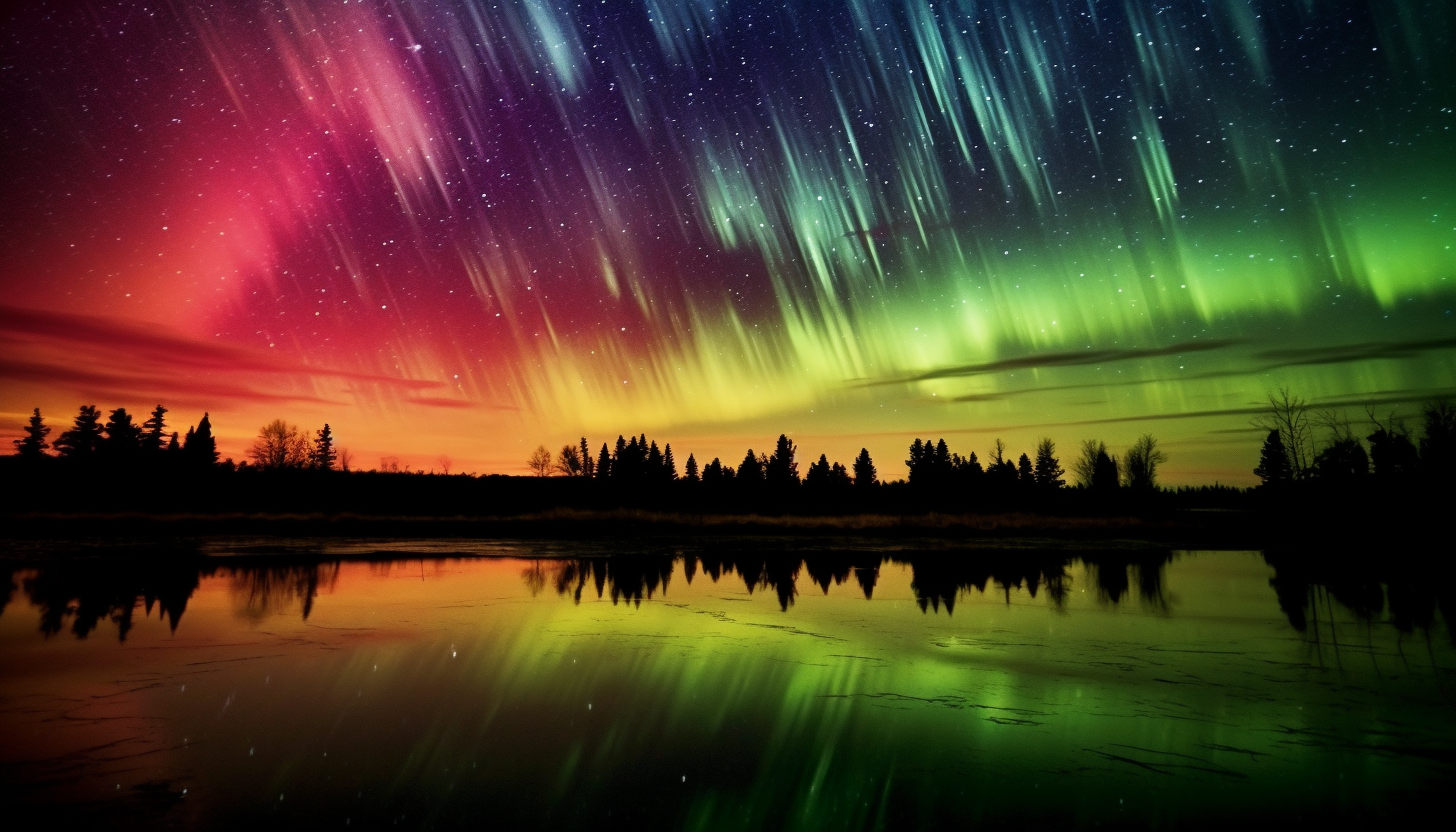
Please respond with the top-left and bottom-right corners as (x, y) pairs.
(140, 404), (168, 453)
(853, 448), (877, 488)
(13, 408), (50, 458)
(166, 432), (180, 453)
(683, 453), (699, 483)
(662, 443), (678, 480)
(805, 453), (832, 487)
(55, 405), (104, 459)
(1033, 438), (1064, 489)
(905, 439), (926, 485)
(736, 448), (764, 482)
(579, 437), (594, 477)
(647, 440), (664, 478)
(766, 434), (800, 486)
(1092, 446), (1119, 490)
(101, 408), (142, 458)
(184, 413), (219, 467)
(1253, 430), (1292, 486)
(1017, 453), (1034, 483)
(313, 424), (337, 470)
(596, 443), (613, 478)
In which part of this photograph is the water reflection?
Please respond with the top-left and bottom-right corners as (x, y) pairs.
(4, 544), (1451, 642)
(0, 544), (1451, 829)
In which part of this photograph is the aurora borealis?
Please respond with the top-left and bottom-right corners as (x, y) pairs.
(2, 1), (1453, 480)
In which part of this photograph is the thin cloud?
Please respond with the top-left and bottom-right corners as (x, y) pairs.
(862, 338), (1244, 387)
(0, 304), (443, 390)
(1254, 336), (1456, 369)
(0, 358), (338, 408)
(403, 396), (480, 409)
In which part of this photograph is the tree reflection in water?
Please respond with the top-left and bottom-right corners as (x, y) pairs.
(1, 545), (1451, 643)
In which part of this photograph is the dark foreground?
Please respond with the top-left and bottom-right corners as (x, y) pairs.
(0, 541), (1451, 829)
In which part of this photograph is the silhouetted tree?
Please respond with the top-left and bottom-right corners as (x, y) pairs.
(906, 439), (927, 485)
(13, 408), (49, 458)
(99, 408), (140, 456)
(1255, 388), (1313, 478)
(987, 439), (1018, 488)
(528, 445), (553, 476)
(165, 432), (180, 454)
(579, 438), (595, 477)
(184, 413), (218, 467)
(683, 453), (699, 483)
(1092, 446), (1120, 491)
(1311, 437), (1368, 482)
(853, 448), (877, 488)
(646, 440), (664, 479)
(1033, 438), (1064, 489)
(952, 451), (984, 490)
(1016, 453), (1034, 484)
(1073, 439), (1102, 488)
(805, 454), (832, 488)
(555, 442), (584, 476)
(312, 424), (337, 470)
(595, 443), (612, 479)
(1254, 430), (1292, 486)
(140, 404), (168, 453)
(662, 444), (678, 481)
(1420, 400), (1455, 481)
(249, 420), (310, 469)
(1366, 409), (1419, 480)
(1122, 434), (1166, 490)
(766, 434), (800, 488)
(702, 456), (730, 485)
(736, 448), (764, 483)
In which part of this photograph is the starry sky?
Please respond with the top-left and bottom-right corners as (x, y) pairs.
(2, 0), (1453, 481)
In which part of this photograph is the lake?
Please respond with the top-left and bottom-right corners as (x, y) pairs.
(0, 541), (1451, 829)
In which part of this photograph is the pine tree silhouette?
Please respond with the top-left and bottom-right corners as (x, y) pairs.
(312, 424), (337, 470)
(596, 443), (612, 478)
(805, 453), (831, 487)
(1254, 430), (1292, 486)
(13, 408), (50, 458)
(766, 434), (800, 487)
(184, 413), (219, 467)
(1017, 453), (1034, 484)
(140, 404), (168, 453)
(1033, 438), (1064, 489)
(736, 449), (764, 482)
(55, 405), (103, 460)
(579, 438), (595, 477)
(905, 439), (926, 485)
(1092, 447), (1119, 491)
(683, 453), (699, 483)
(853, 448), (877, 488)
(101, 408), (142, 459)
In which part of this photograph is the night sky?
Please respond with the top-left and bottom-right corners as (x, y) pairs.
(2, 0), (1453, 480)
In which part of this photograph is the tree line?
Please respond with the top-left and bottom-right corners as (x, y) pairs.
(10, 405), (344, 472)
(525, 430), (1171, 499)
(1251, 390), (1455, 490)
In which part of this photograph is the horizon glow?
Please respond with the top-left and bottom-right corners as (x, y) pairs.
(2, 1), (1453, 482)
